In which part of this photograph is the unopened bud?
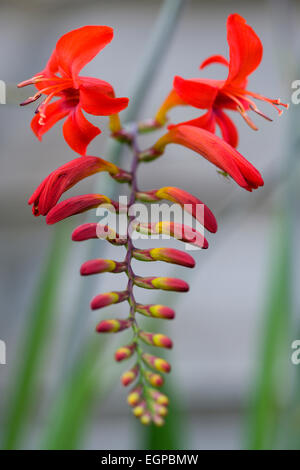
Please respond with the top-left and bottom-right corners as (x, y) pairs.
(139, 331), (173, 349)
(96, 318), (132, 333)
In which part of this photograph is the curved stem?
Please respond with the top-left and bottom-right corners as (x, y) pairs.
(122, 126), (155, 416)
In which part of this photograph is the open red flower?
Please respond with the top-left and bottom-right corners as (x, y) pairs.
(18, 26), (129, 155)
(156, 14), (287, 147)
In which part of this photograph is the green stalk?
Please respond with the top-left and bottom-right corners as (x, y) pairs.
(2, 222), (71, 449)
(39, 0), (186, 449)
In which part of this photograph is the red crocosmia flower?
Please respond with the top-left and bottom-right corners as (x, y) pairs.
(18, 26), (129, 155)
(152, 125), (264, 192)
(156, 14), (287, 147)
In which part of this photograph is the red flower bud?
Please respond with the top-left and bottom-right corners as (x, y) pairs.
(133, 247), (195, 268)
(127, 386), (143, 407)
(91, 290), (129, 310)
(121, 365), (139, 386)
(142, 353), (171, 373)
(96, 318), (132, 333)
(148, 388), (169, 406)
(136, 304), (175, 320)
(135, 221), (208, 249)
(46, 194), (118, 224)
(152, 125), (264, 191)
(136, 186), (217, 234)
(139, 331), (173, 349)
(72, 223), (127, 245)
(144, 370), (164, 387)
(80, 259), (126, 275)
(115, 343), (136, 362)
(134, 276), (189, 292)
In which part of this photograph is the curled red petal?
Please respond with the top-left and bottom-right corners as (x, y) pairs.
(62, 105), (100, 156)
(214, 109), (239, 148)
(31, 98), (73, 140)
(200, 54), (229, 69)
(79, 80), (129, 116)
(55, 25), (114, 81)
(226, 13), (263, 86)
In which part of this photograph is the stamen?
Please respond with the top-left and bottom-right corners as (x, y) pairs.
(249, 105), (273, 122)
(223, 90), (258, 131)
(234, 88), (289, 114)
(20, 93), (42, 106)
(17, 75), (44, 88)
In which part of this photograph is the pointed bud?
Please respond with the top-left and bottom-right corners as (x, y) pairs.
(115, 343), (136, 362)
(139, 331), (173, 349)
(136, 304), (175, 320)
(135, 221), (208, 249)
(46, 194), (117, 225)
(144, 370), (164, 387)
(80, 259), (126, 276)
(136, 187), (217, 234)
(134, 276), (189, 292)
(91, 290), (128, 310)
(148, 389), (169, 406)
(155, 187), (217, 233)
(121, 365), (139, 386)
(152, 126), (264, 191)
(96, 318), (132, 333)
(127, 386), (143, 407)
(134, 247), (195, 268)
(142, 353), (171, 373)
(72, 223), (127, 245)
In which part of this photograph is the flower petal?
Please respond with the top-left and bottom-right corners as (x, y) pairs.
(173, 76), (218, 109)
(63, 105), (100, 155)
(55, 25), (114, 80)
(200, 54), (229, 69)
(214, 109), (239, 148)
(226, 14), (263, 86)
(31, 98), (72, 140)
(168, 109), (216, 133)
(79, 79), (129, 116)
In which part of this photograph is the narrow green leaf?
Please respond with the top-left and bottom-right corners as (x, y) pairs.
(2, 223), (71, 449)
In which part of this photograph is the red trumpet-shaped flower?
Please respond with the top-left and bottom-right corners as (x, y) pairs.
(156, 14), (287, 147)
(18, 26), (129, 155)
(151, 125), (264, 191)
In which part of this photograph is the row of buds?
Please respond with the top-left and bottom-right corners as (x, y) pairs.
(127, 386), (169, 426)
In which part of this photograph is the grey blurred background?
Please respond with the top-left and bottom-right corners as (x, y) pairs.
(0, 0), (297, 449)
